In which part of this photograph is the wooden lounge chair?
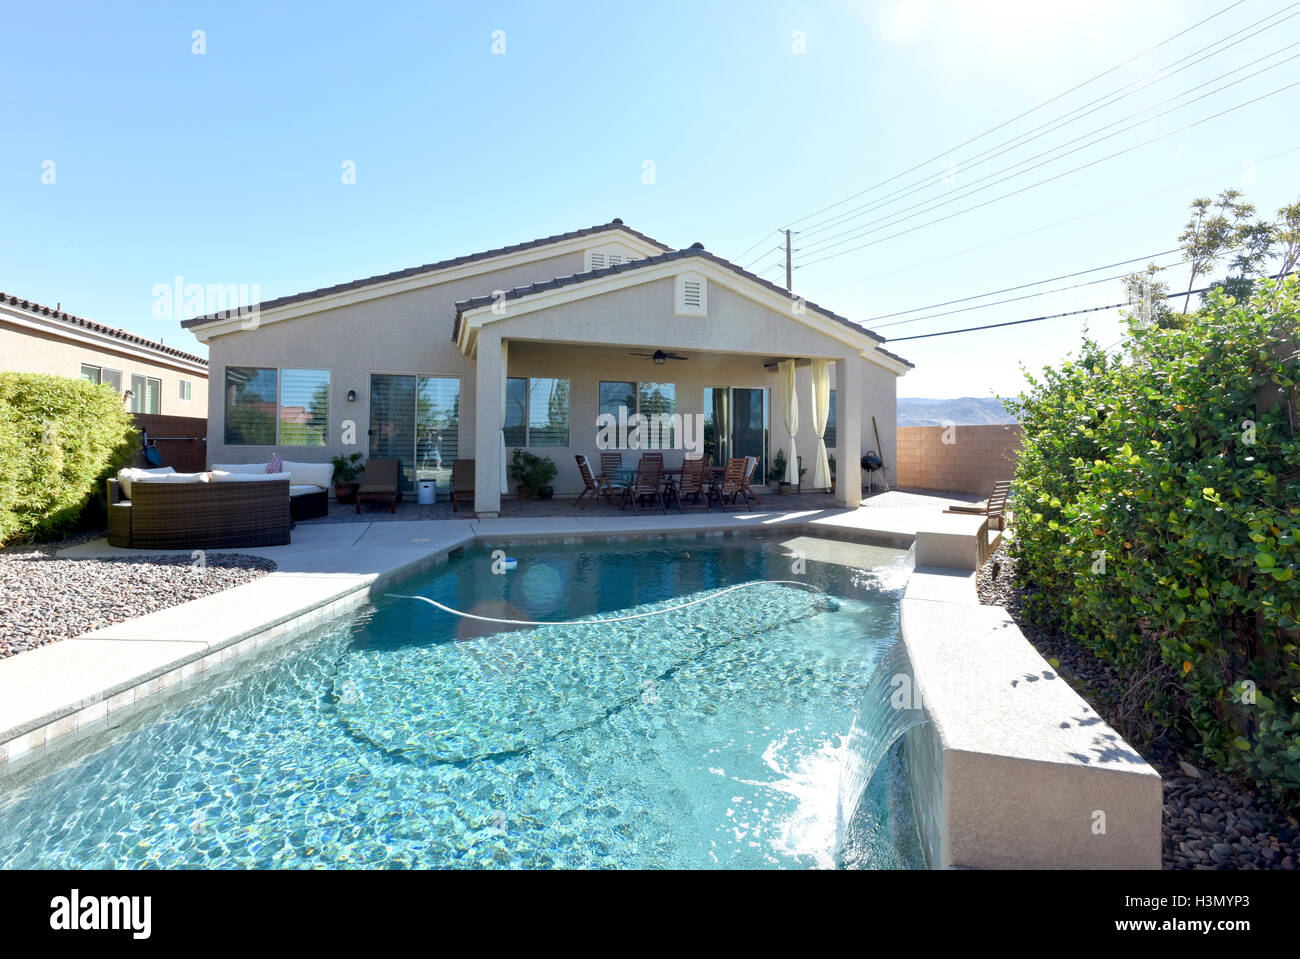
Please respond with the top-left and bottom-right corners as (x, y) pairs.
(451, 458), (474, 513)
(944, 480), (1011, 530)
(675, 456), (709, 512)
(574, 454), (621, 509)
(356, 457), (402, 514)
(715, 457), (756, 512)
(621, 457), (666, 514)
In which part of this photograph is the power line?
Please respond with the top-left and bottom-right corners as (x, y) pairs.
(797, 52), (1300, 261)
(743, 245), (784, 270)
(781, 0), (1251, 231)
(734, 229), (783, 264)
(795, 3), (1300, 241)
(796, 79), (1300, 270)
(798, 35), (1300, 252)
(875, 264), (1181, 329)
(886, 274), (1292, 342)
(885, 288), (1214, 342)
(864, 250), (1178, 322)
(802, 144), (1300, 299)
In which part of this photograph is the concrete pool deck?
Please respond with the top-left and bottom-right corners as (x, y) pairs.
(0, 490), (974, 771)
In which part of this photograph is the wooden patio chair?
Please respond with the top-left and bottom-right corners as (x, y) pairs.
(675, 456), (709, 512)
(621, 457), (666, 514)
(715, 457), (754, 512)
(574, 454), (622, 509)
(741, 455), (762, 507)
(944, 480), (1011, 530)
(356, 457), (402, 514)
(450, 458), (475, 513)
(598, 452), (624, 504)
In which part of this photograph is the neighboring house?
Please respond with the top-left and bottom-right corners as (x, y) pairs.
(0, 292), (208, 414)
(182, 220), (911, 518)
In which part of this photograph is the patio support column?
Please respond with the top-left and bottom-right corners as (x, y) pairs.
(835, 355), (863, 508)
(474, 331), (506, 518)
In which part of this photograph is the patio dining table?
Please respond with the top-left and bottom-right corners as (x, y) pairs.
(610, 464), (725, 509)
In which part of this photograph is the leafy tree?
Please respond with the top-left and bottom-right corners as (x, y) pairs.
(1178, 189), (1255, 312)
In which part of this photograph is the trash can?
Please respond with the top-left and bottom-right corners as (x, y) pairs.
(416, 480), (436, 505)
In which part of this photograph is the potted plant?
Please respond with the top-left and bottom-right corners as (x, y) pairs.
(330, 452), (364, 503)
(828, 453), (837, 495)
(510, 449), (558, 501)
(767, 449), (788, 494)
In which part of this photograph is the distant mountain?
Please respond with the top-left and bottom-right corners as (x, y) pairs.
(897, 397), (1017, 427)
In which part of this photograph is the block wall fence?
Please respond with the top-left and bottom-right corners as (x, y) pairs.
(895, 424), (1021, 495)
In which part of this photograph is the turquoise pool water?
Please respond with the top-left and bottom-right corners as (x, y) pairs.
(0, 536), (922, 869)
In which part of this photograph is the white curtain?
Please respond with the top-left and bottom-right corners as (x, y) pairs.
(778, 360), (798, 484)
(810, 359), (831, 488)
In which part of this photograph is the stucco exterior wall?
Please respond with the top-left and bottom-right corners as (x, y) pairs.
(0, 321), (208, 415)
(195, 245), (906, 499)
(199, 249), (586, 467)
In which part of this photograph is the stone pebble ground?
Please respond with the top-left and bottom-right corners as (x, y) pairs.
(0, 531), (275, 661)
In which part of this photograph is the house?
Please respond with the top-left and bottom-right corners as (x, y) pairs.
(1, 292), (208, 415)
(181, 221), (911, 518)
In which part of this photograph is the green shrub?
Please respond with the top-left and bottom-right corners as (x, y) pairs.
(0, 372), (138, 544)
(1005, 277), (1300, 800)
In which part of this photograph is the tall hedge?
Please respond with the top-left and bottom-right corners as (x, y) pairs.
(0, 372), (138, 544)
(1005, 277), (1300, 800)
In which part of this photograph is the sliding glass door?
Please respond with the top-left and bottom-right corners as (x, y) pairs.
(703, 386), (769, 480)
(369, 374), (461, 492)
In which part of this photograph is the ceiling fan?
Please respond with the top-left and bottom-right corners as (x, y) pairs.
(628, 349), (688, 365)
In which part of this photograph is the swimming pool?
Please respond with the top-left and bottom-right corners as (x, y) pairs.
(0, 535), (922, 869)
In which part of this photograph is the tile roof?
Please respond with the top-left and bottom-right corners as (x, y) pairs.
(451, 245), (915, 368)
(0, 292), (208, 366)
(180, 219), (671, 328)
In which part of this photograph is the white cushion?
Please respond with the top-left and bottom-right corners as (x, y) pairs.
(210, 470), (291, 484)
(210, 462), (272, 475)
(117, 466), (176, 497)
(281, 461), (333, 490)
(289, 484), (323, 497)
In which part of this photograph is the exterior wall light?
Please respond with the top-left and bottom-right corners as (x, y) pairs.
(347, 390), (357, 402)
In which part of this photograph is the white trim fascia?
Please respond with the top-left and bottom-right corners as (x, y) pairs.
(0, 307), (209, 375)
(458, 257), (885, 360)
(187, 229), (667, 342)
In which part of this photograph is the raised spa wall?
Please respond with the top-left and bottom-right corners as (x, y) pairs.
(899, 563), (1163, 870)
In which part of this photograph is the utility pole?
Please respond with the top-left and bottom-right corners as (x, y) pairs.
(784, 229), (794, 291)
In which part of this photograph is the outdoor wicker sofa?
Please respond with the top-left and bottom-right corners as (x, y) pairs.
(107, 476), (291, 549)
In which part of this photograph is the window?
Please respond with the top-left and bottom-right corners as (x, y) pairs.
(825, 389), (837, 450)
(179, 379), (193, 401)
(599, 381), (678, 447)
(224, 367), (330, 446)
(129, 374), (161, 414)
(81, 365), (122, 394)
(224, 368), (277, 444)
(504, 377), (570, 447)
(369, 374), (460, 490)
(278, 369), (330, 446)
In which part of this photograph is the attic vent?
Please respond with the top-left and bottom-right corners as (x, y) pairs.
(586, 249), (635, 272)
(674, 273), (707, 317)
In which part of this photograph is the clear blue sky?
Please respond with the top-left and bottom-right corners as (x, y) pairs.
(3, 0), (1297, 400)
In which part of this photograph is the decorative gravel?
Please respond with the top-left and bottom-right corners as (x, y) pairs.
(0, 533), (276, 660)
(978, 541), (1299, 870)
